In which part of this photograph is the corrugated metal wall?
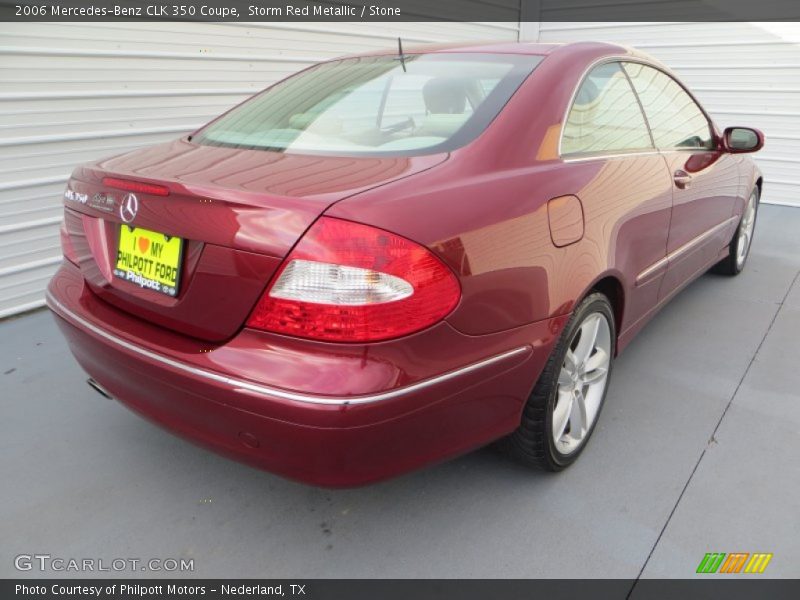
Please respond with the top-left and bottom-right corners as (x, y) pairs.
(0, 20), (519, 318)
(535, 22), (800, 208)
(6, 19), (795, 319)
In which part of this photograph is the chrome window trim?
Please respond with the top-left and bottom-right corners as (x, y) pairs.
(635, 216), (738, 285)
(45, 291), (531, 406)
(557, 55), (717, 161)
(557, 56), (656, 160)
(562, 150), (661, 163)
(620, 60), (716, 153)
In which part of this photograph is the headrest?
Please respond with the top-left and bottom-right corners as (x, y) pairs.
(422, 77), (469, 114)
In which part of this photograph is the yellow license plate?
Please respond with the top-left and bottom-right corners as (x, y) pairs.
(114, 225), (184, 296)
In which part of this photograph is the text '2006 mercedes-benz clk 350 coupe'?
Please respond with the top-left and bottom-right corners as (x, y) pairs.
(48, 41), (764, 486)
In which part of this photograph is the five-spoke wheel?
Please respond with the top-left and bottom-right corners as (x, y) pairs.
(503, 292), (616, 470)
(714, 186), (759, 276)
(553, 312), (612, 455)
(736, 190), (758, 270)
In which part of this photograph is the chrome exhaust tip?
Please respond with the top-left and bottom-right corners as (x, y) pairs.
(87, 378), (113, 400)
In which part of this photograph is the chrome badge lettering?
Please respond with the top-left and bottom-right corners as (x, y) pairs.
(89, 192), (116, 213)
(64, 188), (88, 205)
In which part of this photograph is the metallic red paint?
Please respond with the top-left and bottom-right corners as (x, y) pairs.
(48, 41), (762, 486)
(49, 262), (558, 486)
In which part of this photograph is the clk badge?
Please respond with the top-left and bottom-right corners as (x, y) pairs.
(119, 193), (139, 223)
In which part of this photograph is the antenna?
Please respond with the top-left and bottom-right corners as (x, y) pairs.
(397, 36), (407, 72)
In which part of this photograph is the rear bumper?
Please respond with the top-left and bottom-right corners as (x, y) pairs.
(48, 261), (562, 486)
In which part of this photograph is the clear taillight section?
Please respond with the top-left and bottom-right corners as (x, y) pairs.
(269, 259), (414, 305)
(246, 217), (461, 342)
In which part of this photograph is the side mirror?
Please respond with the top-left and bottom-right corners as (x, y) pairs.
(723, 127), (764, 153)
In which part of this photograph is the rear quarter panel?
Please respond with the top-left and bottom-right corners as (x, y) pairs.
(327, 43), (673, 339)
(327, 155), (672, 337)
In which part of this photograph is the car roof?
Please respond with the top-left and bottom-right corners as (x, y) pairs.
(337, 40), (631, 60)
(334, 40), (668, 78)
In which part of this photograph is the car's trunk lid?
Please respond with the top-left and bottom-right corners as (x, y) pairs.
(62, 139), (447, 341)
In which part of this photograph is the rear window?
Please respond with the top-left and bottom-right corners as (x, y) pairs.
(192, 53), (542, 157)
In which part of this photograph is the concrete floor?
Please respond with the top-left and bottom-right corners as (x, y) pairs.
(1, 204), (798, 580)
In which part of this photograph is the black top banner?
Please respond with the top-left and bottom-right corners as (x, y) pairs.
(3, 0), (800, 22)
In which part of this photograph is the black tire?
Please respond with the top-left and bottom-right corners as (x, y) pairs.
(501, 293), (616, 471)
(712, 186), (759, 276)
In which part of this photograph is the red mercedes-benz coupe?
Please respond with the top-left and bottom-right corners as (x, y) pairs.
(48, 41), (764, 486)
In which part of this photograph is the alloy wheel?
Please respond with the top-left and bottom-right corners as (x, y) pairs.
(552, 312), (612, 455)
(736, 191), (758, 269)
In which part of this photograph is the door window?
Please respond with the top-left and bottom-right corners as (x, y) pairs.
(623, 62), (713, 150)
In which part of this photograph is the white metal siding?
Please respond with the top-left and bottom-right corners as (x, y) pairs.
(0, 20), (518, 318)
(534, 22), (800, 208)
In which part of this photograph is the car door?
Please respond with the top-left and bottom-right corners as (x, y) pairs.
(623, 62), (741, 300)
(559, 61), (673, 334)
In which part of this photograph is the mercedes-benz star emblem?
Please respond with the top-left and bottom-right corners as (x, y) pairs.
(119, 193), (139, 223)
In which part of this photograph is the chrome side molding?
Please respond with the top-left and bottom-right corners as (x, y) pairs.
(636, 216), (738, 286)
(46, 292), (531, 406)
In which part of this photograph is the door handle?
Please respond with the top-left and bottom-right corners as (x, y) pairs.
(673, 170), (692, 189)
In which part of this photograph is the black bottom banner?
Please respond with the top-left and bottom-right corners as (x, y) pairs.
(5, 579), (800, 600)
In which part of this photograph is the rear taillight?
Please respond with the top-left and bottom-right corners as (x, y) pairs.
(102, 177), (170, 196)
(246, 217), (460, 342)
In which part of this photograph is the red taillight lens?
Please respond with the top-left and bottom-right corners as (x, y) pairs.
(102, 177), (169, 196)
(246, 217), (461, 342)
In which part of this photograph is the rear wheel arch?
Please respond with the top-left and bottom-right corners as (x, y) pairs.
(502, 292), (616, 470)
(587, 275), (625, 353)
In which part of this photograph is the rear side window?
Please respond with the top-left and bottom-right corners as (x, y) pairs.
(623, 62), (713, 150)
(561, 62), (652, 156)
